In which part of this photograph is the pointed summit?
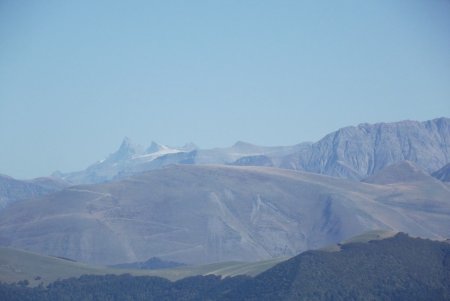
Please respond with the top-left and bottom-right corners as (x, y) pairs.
(146, 141), (168, 154)
(118, 136), (143, 152)
(118, 136), (135, 151)
(107, 137), (144, 162)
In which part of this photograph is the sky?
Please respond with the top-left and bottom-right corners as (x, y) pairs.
(1, 0), (450, 179)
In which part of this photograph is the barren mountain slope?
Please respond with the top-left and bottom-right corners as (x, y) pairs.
(0, 165), (449, 265)
(281, 117), (450, 179)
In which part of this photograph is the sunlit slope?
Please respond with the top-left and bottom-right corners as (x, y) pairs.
(1, 164), (449, 265)
(0, 247), (286, 286)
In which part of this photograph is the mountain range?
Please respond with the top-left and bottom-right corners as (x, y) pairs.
(54, 117), (450, 184)
(279, 117), (450, 179)
(1, 117), (450, 300)
(1, 161), (449, 265)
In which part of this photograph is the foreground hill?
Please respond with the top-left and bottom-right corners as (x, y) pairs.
(1, 234), (449, 300)
(0, 247), (285, 286)
(223, 233), (450, 300)
(1, 164), (449, 265)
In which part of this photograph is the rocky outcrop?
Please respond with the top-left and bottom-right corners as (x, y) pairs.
(55, 118), (450, 183)
(0, 175), (68, 208)
(281, 117), (450, 179)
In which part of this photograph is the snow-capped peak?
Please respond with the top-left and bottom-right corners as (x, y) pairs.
(146, 141), (170, 154)
(107, 137), (144, 162)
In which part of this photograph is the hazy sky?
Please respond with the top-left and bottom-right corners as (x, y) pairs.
(1, 0), (450, 179)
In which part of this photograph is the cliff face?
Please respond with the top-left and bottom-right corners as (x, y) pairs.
(281, 117), (450, 179)
(0, 175), (68, 208)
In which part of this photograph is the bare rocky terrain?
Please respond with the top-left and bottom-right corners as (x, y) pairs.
(0, 175), (68, 208)
(280, 117), (450, 179)
(57, 117), (450, 184)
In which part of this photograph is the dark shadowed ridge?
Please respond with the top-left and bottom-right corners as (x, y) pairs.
(432, 163), (450, 182)
(222, 233), (450, 300)
(111, 257), (186, 270)
(1, 233), (449, 300)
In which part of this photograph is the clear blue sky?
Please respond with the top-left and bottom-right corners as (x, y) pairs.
(1, 0), (449, 179)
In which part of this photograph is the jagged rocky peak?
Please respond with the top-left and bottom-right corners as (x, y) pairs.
(108, 137), (144, 161)
(146, 141), (169, 153)
(362, 161), (433, 185)
(293, 117), (450, 179)
(48, 117), (450, 185)
(120, 136), (134, 148)
(425, 116), (450, 129)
